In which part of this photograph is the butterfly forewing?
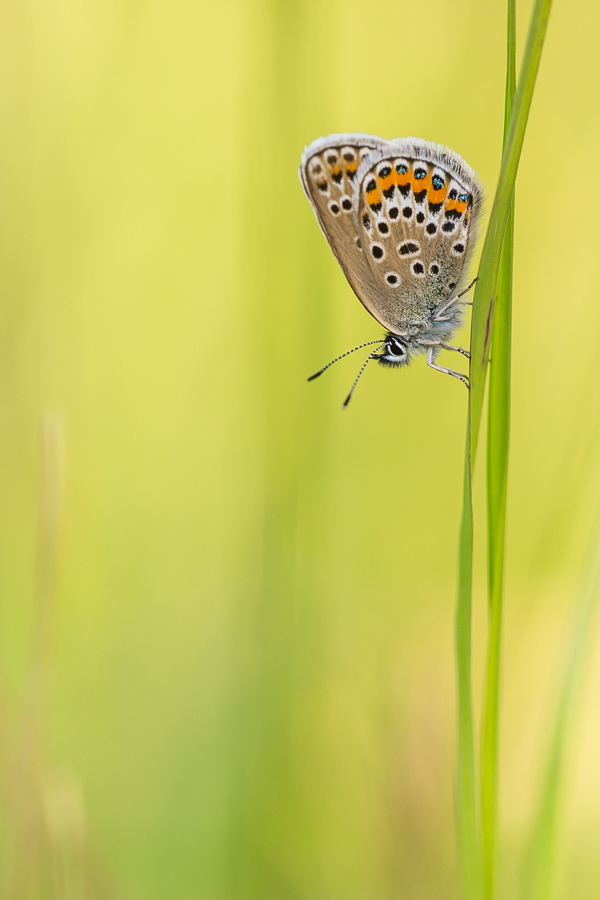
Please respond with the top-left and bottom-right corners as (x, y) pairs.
(299, 134), (390, 323)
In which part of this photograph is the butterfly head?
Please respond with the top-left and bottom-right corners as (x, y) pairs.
(377, 334), (411, 368)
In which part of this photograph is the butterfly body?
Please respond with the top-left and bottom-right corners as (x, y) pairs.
(299, 134), (483, 399)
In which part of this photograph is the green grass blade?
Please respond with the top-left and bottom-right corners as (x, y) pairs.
(523, 504), (600, 900)
(481, 2), (516, 897)
(469, 0), (554, 458)
(456, 421), (483, 900)
(455, 1), (553, 896)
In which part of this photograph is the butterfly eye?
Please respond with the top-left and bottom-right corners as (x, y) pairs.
(387, 338), (406, 358)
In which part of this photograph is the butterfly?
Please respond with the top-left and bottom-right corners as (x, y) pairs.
(299, 134), (483, 407)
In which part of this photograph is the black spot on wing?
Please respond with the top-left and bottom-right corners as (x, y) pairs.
(399, 241), (420, 256)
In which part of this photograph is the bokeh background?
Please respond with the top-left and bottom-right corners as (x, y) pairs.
(1, 0), (600, 897)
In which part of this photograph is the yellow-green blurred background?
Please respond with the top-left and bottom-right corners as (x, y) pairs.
(1, 0), (600, 897)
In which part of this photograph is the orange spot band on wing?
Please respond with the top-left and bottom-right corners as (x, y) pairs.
(414, 172), (432, 195)
(446, 200), (468, 214)
(428, 184), (448, 204)
(378, 172), (394, 192)
(367, 188), (382, 206)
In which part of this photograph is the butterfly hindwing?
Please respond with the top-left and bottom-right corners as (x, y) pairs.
(355, 140), (483, 333)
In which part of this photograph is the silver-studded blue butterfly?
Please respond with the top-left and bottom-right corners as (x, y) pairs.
(299, 134), (483, 407)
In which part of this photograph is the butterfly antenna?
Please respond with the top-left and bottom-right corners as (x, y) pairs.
(307, 339), (386, 382)
(341, 345), (385, 410)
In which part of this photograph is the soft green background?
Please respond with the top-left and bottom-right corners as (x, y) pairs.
(1, 0), (600, 897)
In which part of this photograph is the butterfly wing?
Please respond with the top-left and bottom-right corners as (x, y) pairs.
(299, 134), (392, 327)
(354, 139), (484, 334)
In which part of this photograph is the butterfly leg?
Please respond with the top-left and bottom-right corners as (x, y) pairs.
(433, 278), (478, 322)
(425, 346), (469, 389)
(418, 339), (469, 359)
(438, 342), (470, 359)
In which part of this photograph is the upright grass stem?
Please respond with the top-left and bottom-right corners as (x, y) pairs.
(10, 414), (64, 898)
(455, 0), (553, 896)
(468, 0), (554, 448)
(481, 2), (516, 897)
(523, 500), (600, 900)
(456, 419), (481, 900)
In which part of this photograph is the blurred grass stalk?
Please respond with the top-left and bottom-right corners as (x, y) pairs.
(8, 413), (66, 898)
(481, 0), (516, 897)
(455, 0), (553, 897)
(523, 501), (600, 900)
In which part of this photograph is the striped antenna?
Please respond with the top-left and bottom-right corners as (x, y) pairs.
(307, 339), (386, 382)
(342, 345), (385, 410)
